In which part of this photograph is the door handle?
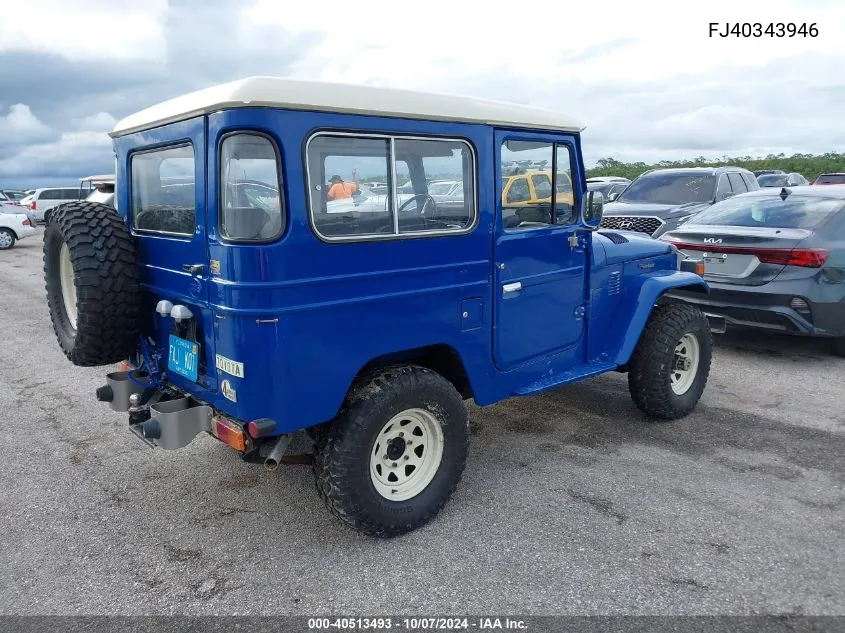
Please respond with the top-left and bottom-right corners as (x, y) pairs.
(183, 263), (204, 276)
(502, 281), (522, 296)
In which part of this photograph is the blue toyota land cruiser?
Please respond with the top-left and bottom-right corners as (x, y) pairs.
(43, 76), (712, 537)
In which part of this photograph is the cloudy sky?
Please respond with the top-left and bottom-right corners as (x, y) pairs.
(2, 0), (844, 188)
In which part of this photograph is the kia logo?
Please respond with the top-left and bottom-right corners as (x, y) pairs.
(703, 237), (722, 244)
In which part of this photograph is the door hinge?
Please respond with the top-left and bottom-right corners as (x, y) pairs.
(569, 234), (581, 249)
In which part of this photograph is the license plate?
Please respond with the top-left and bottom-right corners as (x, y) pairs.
(168, 335), (199, 382)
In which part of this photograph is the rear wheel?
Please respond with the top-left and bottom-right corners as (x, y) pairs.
(628, 301), (712, 420)
(0, 228), (15, 250)
(43, 201), (141, 366)
(312, 365), (469, 538)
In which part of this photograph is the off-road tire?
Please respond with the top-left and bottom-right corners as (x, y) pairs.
(628, 301), (712, 420)
(312, 365), (469, 538)
(833, 336), (845, 358)
(43, 201), (141, 366)
(0, 228), (15, 250)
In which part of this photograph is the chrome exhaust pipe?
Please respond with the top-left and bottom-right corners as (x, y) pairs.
(264, 435), (290, 472)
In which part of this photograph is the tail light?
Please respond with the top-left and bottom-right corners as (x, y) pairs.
(211, 415), (249, 452)
(664, 239), (828, 269)
(22, 218), (31, 226)
(30, 200), (36, 210)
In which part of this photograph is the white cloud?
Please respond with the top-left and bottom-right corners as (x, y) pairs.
(0, 0), (167, 61)
(0, 104), (51, 141)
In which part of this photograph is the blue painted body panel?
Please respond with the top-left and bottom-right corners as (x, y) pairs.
(112, 107), (708, 434)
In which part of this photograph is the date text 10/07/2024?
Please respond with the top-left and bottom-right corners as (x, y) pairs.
(709, 23), (818, 37)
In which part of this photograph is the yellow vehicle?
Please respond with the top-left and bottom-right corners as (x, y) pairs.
(501, 170), (575, 226)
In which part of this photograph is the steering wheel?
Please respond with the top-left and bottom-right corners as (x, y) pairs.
(398, 194), (437, 217)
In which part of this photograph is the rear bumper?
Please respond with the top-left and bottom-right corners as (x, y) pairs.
(16, 224), (36, 239)
(670, 285), (845, 338)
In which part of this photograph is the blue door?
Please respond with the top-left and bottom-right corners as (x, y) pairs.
(492, 130), (588, 371)
(117, 117), (214, 388)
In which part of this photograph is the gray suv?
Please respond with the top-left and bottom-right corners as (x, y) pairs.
(600, 167), (759, 238)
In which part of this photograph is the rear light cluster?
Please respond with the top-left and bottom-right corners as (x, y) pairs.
(30, 200), (36, 210)
(22, 218), (31, 226)
(664, 239), (828, 268)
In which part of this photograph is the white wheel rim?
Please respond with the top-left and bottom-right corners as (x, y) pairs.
(671, 333), (700, 395)
(59, 242), (78, 330)
(0, 231), (11, 248)
(370, 408), (444, 502)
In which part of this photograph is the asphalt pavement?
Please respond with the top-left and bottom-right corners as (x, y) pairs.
(0, 228), (842, 615)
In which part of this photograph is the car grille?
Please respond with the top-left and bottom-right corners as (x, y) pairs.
(600, 216), (663, 236)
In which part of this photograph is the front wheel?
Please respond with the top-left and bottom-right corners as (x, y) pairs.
(312, 365), (469, 538)
(628, 302), (712, 420)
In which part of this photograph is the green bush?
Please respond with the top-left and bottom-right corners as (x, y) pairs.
(586, 153), (845, 183)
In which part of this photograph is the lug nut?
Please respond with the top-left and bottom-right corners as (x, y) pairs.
(404, 455), (410, 461)
(391, 463), (397, 468)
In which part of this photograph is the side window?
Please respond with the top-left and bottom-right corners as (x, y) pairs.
(741, 173), (758, 191)
(40, 190), (57, 200)
(220, 133), (283, 242)
(307, 134), (475, 239)
(531, 174), (552, 199)
(728, 173), (747, 193)
(395, 138), (474, 233)
(715, 175), (732, 196)
(308, 135), (392, 239)
(131, 144), (196, 235)
(501, 140), (553, 229)
(506, 178), (530, 204)
(500, 139), (576, 229)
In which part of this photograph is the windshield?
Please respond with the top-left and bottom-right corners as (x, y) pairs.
(687, 194), (844, 229)
(757, 174), (789, 187)
(619, 173), (716, 205)
(815, 174), (845, 185)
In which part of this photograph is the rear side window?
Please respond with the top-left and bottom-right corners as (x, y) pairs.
(40, 190), (59, 200)
(131, 144), (196, 236)
(816, 174), (845, 185)
(727, 173), (747, 193)
(306, 133), (476, 240)
(220, 133), (284, 242)
(741, 173), (758, 190)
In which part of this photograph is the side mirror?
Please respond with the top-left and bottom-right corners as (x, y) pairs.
(608, 192), (620, 202)
(581, 190), (604, 229)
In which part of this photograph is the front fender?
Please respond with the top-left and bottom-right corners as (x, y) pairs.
(614, 271), (709, 366)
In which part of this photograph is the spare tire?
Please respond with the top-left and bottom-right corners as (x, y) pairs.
(43, 201), (141, 366)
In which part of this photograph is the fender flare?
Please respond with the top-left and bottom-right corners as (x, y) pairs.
(614, 271), (709, 366)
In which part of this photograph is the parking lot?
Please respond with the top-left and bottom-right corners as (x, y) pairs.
(0, 227), (842, 616)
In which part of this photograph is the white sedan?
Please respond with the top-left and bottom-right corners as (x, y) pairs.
(0, 211), (37, 250)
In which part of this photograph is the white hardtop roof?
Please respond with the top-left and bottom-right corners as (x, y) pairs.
(110, 76), (585, 138)
(80, 174), (115, 183)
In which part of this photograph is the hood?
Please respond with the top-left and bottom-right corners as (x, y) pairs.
(595, 228), (674, 266)
(603, 200), (711, 219)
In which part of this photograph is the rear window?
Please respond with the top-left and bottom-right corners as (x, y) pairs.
(815, 174), (845, 185)
(757, 174), (789, 187)
(688, 194), (845, 229)
(131, 144), (196, 235)
(618, 172), (716, 205)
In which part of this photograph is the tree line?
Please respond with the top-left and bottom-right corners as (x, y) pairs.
(585, 152), (845, 182)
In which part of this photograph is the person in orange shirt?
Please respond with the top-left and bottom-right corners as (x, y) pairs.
(326, 172), (359, 201)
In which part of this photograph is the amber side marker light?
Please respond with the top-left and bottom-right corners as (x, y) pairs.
(212, 415), (249, 452)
